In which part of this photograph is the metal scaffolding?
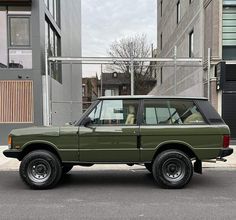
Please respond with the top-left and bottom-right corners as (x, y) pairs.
(46, 55), (205, 125)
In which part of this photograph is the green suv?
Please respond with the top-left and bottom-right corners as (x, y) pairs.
(3, 96), (233, 189)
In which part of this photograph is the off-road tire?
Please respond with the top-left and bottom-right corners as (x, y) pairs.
(20, 150), (62, 190)
(152, 150), (193, 189)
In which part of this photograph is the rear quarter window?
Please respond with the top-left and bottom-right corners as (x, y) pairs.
(143, 99), (206, 125)
(195, 100), (225, 124)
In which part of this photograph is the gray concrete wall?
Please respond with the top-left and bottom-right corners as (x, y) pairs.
(51, 0), (82, 125)
(151, 0), (204, 97)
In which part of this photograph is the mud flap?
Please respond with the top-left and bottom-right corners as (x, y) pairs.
(194, 159), (202, 174)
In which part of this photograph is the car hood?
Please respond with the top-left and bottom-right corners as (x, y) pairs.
(10, 126), (60, 137)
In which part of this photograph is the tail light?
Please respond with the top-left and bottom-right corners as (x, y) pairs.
(223, 135), (230, 148)
(8, 135), (12, 146)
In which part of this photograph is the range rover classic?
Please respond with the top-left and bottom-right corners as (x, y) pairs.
(3, 96), (233, 189)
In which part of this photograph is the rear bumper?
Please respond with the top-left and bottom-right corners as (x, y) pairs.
(218, 148), (233, 158)
(3, 149), (21, 160)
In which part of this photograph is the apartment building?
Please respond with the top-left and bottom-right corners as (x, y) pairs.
(152, 0), (236, 140)
(0, 0), (82, 144)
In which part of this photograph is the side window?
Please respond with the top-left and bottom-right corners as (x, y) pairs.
(99, 99), (139, 125)
(88, 101), (102, 125)
(143, 100), (171, 125)
(143, 99), (206, 125)
(169, 100), (206, 124)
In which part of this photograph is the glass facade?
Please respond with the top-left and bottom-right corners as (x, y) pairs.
(223, 3), (236, 59)
(44, 0), (60, 25)
(0, 7), (32, 69)
(45, 20), (61, 82)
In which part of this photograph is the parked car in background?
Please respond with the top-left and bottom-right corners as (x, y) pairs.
(4, 96), (233, 189)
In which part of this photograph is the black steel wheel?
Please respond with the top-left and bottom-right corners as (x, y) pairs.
(62, 165), (73, 174)
(20, 150), (62, 189)
(144, 163), (152, 173)
(152, 150), (193, 189)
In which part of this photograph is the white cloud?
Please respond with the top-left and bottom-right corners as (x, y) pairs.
(82, 0), (157, 77)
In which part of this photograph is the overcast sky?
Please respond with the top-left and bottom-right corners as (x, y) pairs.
(82, 0), (157, 77)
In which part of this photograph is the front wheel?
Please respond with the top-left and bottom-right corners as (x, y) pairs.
(152, 150), (193, 189)
(20, 150), (62, 189)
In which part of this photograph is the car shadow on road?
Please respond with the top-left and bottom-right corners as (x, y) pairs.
(0, 169), (235, 191)
(58, 169), (232, 190)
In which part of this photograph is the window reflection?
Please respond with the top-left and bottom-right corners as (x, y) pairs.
(10, 17), (30, 46)
(9, 50), (32, 69)
(45, 20), (61, 82)
(0, 7), (32, 69)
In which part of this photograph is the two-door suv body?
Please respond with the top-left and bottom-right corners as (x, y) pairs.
(4, 96), (233, 189)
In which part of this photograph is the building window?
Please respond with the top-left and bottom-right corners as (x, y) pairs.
(189, 30), (194, 57)
(222, 5), (236, 59)
(45, 20), (62, 82)
(9, 17), (30, 47)
(160, 33), (162, 50)
(113, 72), (118, 78)
(44, 0), (60, 26)
(8, 16), (32, 69)
(82, 85), (85, 97)
(0, 7), (32, 69)
(160, 0), (163, 17)
(177, 1), (181, 24)
(9, 49), (32, 69)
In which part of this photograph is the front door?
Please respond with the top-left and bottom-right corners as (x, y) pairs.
(79, 99), (140, 162)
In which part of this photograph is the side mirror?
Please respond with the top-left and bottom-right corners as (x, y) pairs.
(82, 117), (92, 127)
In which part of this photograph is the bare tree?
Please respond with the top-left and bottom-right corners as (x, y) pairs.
(107, 34), (156, 95)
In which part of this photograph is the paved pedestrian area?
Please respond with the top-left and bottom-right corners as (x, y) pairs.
(0, 145), (235, 171)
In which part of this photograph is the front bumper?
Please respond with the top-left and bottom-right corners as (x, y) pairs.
(3, 149), (22, 160)
(218, 148), (233, 158)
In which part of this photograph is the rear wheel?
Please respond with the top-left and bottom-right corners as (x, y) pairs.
(20, 150), (62, 189)
(152, 150), (193, 189)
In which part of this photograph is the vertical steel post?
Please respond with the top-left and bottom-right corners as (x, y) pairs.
(174, 46), (177, 95)
(70, 62), (73, 123)
(100, 64), (103, 96)
(207, 48), (211, 101)
(45, 51), (49, 126)
(49, 61), (53, 125)
(130, 42), (134, 96)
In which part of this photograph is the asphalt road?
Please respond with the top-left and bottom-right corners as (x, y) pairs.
(0, 168), (236, 220)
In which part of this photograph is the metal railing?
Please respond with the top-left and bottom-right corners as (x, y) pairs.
(45, 51), (209, 125)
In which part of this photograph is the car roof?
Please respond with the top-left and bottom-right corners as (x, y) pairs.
(98, 95), (208, 100)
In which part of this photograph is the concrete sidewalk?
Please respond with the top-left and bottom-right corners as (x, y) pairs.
(0, 145), (236, 171)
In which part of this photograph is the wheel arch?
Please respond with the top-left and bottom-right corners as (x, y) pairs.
(152, 141), (198, 163)
(20, 141), (62, 162)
